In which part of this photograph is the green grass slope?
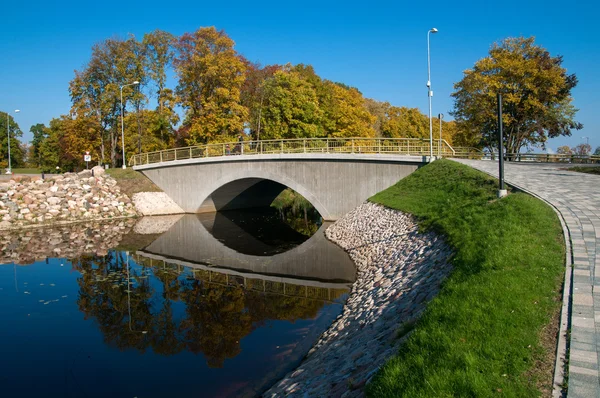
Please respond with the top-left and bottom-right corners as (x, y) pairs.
(367, 159), (565, 397)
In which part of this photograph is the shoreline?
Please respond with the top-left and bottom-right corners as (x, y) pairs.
(264, 202), (453, 397)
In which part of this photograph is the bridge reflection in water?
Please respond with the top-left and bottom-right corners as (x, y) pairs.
(140, 212), (357, 283)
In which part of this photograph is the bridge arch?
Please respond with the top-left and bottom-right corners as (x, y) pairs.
(199, 168), (331, 220)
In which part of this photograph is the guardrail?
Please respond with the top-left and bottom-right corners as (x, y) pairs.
(482, 153), (600, 164)
(129, 137), (455, 166)
(128, 138), (600, 167)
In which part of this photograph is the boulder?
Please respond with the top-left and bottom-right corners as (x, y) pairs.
(91, 165), (105, 177)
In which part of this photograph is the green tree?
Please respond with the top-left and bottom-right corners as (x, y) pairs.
(174, 27), (248, 144)
(143, 30), (177, 147)
(594, 146), (600, 156)
(0, 111), (25, 170)
(451, 36), (583, 154)
(259, 68), (323, 139)
(240, 61), (281, 140)
(29, 123), (48, 167)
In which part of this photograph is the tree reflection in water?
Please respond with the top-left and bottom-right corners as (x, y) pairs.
(73, 253), (347, 367)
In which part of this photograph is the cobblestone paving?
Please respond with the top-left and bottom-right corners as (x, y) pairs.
(454, 159), (600, 398)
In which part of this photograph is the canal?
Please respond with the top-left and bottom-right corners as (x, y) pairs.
(0, 207), (355, 397)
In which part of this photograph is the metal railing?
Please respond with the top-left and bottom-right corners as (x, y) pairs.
(129, 137), (456, 166)
(129, 138), (600, 166)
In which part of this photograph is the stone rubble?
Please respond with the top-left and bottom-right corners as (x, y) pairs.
(0, 219), (137, 265)
(264, 202), (453, 398)
(0, 167), (137, 230)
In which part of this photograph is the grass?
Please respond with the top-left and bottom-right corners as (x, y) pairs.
(10, 168), (41, 174)
(567, 166), (600, 175)
(367, 159), (565, 397)
(105, 168), (162, 198)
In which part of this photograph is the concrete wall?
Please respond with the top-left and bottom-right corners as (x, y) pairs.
(136, 153), (423, 220)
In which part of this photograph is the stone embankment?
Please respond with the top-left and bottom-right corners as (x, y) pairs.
(264, 202), (453, 398)
(0, 167), (137, 230)
(0, 219), (136, 265)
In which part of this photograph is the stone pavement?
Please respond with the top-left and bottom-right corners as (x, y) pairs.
(453, 159), (600, 398)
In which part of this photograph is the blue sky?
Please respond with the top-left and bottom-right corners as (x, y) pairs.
(1, 0), (597, 151)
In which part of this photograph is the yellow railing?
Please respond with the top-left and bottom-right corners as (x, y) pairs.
(129, 137), (455, 166)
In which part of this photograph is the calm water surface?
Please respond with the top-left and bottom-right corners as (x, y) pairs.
(0, 209), (355, 398)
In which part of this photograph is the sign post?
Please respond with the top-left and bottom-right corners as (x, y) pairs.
(84, 151), (92, 170)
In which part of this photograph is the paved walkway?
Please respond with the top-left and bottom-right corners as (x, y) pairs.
(454, 159), (600, 398)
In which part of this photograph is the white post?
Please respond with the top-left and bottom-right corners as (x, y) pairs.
(427, 28), (438, 161)
(120, 81), (139, 169)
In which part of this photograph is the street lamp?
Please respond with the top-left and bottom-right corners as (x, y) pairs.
(438, 113), (444, 156)
(427, 28), (438, 160)
(120, 81), (139, 169)
(5, 109), (20, 175)
(126, 251), (148, 335)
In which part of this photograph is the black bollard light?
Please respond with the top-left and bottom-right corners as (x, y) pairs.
(497, 93), (507, 198)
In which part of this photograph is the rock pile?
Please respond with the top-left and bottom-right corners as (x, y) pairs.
(0, 168), (137, 230)
(0, 219), (136, 265)
(264, 202), (453, 398)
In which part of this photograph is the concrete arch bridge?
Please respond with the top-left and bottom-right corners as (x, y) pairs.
(131, 137), (462, 220)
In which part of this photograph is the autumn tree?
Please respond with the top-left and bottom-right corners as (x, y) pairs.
(174, 27), (248, 144)
(70, 35), (147, 167)
(556, 145), (573, 155)
(319, 81), (375, 138)
(572, 143), (591, 156)
(451, 36), (583, 154)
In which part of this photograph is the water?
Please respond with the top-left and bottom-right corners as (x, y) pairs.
(0, 209), (355, 398)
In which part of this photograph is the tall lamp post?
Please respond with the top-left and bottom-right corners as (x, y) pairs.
(438, 113), (443, 156)
(120, 81), (139, 169)
(5, 109), (20, 175)
(427, 28), (438, 160)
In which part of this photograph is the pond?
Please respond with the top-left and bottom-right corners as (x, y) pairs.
(0, 208), (355, 398)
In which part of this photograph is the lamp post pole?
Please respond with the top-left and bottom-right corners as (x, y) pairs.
(438, 113), (443, 156)
(120, 81), (139, 169)
(6, 109), (20, 175)
(427, 28), (438, 161)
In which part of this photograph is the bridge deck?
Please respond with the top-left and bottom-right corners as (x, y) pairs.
(454, 159), (600, 398)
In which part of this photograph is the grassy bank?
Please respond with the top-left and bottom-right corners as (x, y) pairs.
(368, 159), (565, 397)
(106, 168), (162, 198)
(568, 166), (600, 175)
